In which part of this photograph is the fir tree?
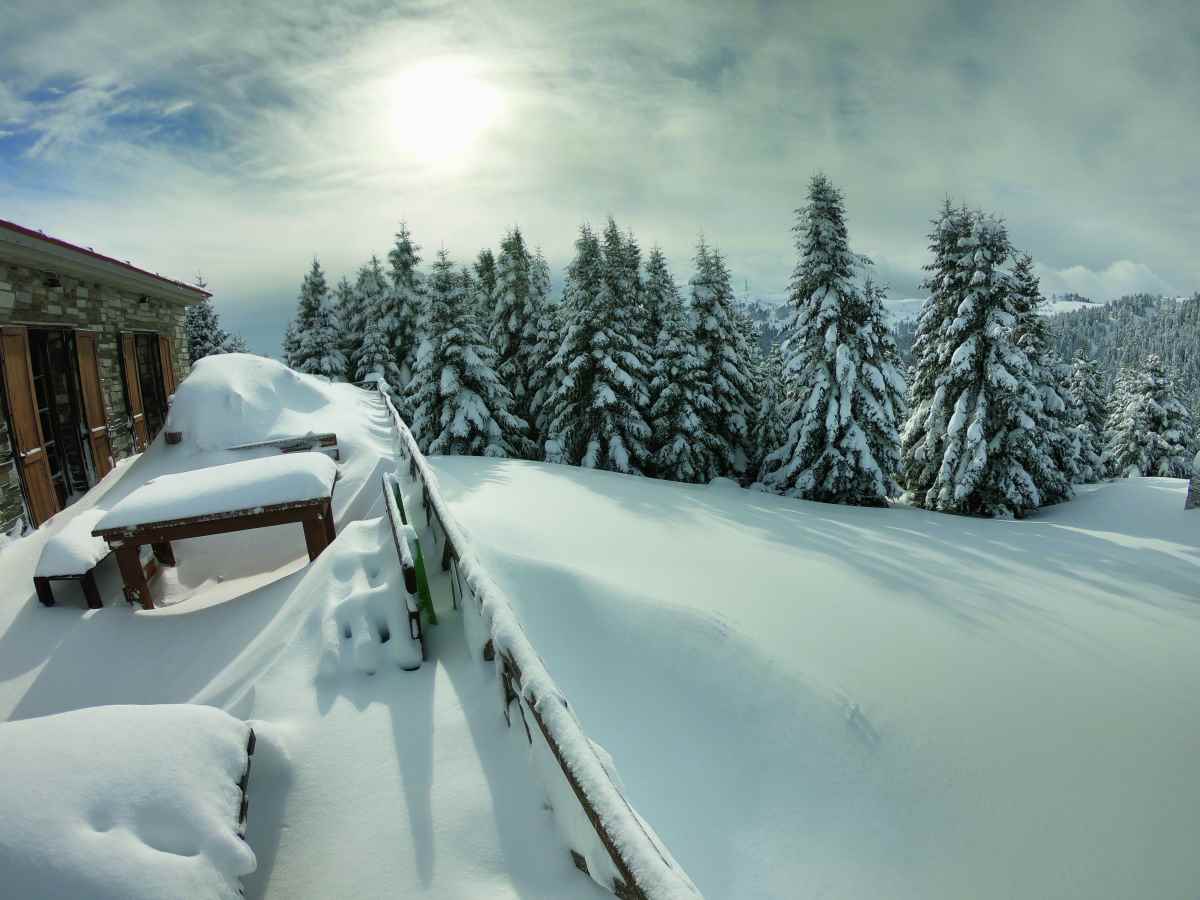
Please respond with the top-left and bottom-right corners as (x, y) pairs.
(185, 293), (244, 364)
(1065, 352), (1107, 482)
(543, 224), (652, 473)
(642, 247), (677, 377)
(385, 222), (425, 387)
(406, 249), (525, 457)
(762, 176), (906, 505)
(649, 257), (719, 483)
(355, 257), (403, 389)
(473, 248), (498, 324)
(750, 346), (788, 482)
(689, 238), (757, 479)
(287, 259), (345, 379)
(1011, 253), (1072, 501)
(1104, 354), (1193, 477)
(334, 276), (365, 382)
(489, 227), (541, 457)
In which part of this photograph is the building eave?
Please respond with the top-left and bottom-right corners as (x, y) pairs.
(0, 219), (211, 305)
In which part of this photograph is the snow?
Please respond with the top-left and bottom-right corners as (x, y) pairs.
(0, 704), (254, 900)
(96, 453), (337, 531)
(431, 457), (1200, 900)
(34, 508), (111, 576)
(0, 359), (606, 900)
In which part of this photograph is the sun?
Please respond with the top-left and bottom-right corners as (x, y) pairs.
(389, 61), (503, 163)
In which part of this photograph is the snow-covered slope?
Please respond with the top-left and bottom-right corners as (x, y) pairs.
(431, 459), (1200, 900)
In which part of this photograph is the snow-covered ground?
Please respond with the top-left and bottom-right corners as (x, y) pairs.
(0, 356), (602, 900)
(431, 458), (1200, 900)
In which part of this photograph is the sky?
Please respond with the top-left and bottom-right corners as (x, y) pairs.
(1, 0), (1197, 355)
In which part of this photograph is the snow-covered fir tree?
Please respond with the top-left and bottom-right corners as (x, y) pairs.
(184, 290), (245, 365)
(600, 218), (654, 425)
(641, 247), (676, 374)
(385, 223), (425, 388)
(286, 259), (344, 379)
(648, 254), (718, 482)
(749, 345), (788, 482)
(1103, 354), (1193, 477)
(689, 238), (757, 479)
(1011, 253), (1073, 500)
(761, 175), (906, 505)
(489, 227), (541, 457)
(527, 297), (565, 455)
(406, 249), (525, 457)
(543, 224), (652, 473)
(352, 256), (394, 381)
(334, 276), (365, 382)
(473, 249), (498, 325)
(1064, 352), (1107, 482)
(901, 207), (1060, 517)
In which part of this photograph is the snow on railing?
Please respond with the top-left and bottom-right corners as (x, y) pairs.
(373, 385), (702, 900)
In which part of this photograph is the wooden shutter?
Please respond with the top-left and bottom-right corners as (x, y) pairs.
(158, 334), (178, 397)
(120, 332), (149, 451)
(75, 330), (114, 478)
(1, 326), (60, 526)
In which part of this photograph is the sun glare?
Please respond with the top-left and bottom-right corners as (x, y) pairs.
(389, 61), (502, 163)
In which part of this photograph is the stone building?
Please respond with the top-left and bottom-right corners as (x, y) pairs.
(0, 219), (207, 533)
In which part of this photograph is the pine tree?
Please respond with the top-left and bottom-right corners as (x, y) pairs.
(185, 294), (244, 364)
(761, 176), (906, 505)
(642, 247), (677, 378)
(543, 224), (652, 473)
(750, 346), (788, 482)
(1064, 352), (1106, 482)
(287, 259), (345, 379)
(489, 227), (541, 457)
(386, 223), (425, 387)
(355, 257), (403, 390)
(406, 249), (525, 457)
(901, 208), (1056, 517)
(334, 276), (365, 382)
(1010, 253), (1073, 501)
(649, 258), (719, 483)
(689, 238), (757, 479)
(1104, 354), (1193, 477)
(473, 248), (498, 324)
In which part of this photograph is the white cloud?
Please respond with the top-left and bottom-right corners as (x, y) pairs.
(1035, 260), (1180, 301)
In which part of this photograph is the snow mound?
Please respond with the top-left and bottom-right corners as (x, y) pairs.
(165, 354), (337, 452)
(96, 452), (337, 531)
(314, 516), (421, 677)
(0, 704), (255, 900)
(34, 508), (110, 576)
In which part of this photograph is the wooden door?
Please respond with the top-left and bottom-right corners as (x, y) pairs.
(1, 326), (60, 526)
(120, 332), (149, 451)
(75, 330), (114, 478)
(157, 335), (178, 398)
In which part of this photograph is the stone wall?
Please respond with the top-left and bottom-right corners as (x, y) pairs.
(0, 261), (191, 533)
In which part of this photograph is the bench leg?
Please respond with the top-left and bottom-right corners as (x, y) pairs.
(152, 541), (176, 567)
(34, 577), (55, 607)
(116, 544), (153, 610)
(302, 517), (329, 562)
(81, 572), (103, 609)
(322, 499), (336, 545)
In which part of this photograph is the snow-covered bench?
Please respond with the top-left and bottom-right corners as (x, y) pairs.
(226, 430), (340, 460)
(33, 509), (110, 609)
(93, 453), (339, 609)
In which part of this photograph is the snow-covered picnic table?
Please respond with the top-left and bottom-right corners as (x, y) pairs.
(93, 453), (338, 609)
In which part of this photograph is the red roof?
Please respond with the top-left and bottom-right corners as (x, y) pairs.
(0, 218), (212, 297)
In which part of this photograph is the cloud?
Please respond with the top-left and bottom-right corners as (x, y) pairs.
(0, 0), (1197, 355)
(1036, 260), (1181, 301)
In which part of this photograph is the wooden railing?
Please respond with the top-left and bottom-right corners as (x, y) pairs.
(373, 385), (702, 900)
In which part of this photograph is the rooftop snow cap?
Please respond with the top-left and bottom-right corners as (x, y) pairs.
(165, 354), (339, 452)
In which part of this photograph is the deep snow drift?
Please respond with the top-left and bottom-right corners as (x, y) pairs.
(0, 704), (254, 900)
(0, 356), (604, 900)
(431, 458), (1200, 900)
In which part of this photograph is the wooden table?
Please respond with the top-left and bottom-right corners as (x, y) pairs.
(93, 497), (336, 609)
(92, 453), (338, 610)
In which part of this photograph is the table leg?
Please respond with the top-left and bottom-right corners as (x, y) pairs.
(322, 498), (336, 544)
(116, 544), (153, 610)
(152, 541), (176, 567)
(34, 577), (55, 607)
(302, 516), (329, 561)
(81, 572), (103, 609)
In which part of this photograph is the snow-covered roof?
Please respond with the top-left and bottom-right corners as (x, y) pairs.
(95, 453), (337, 532)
